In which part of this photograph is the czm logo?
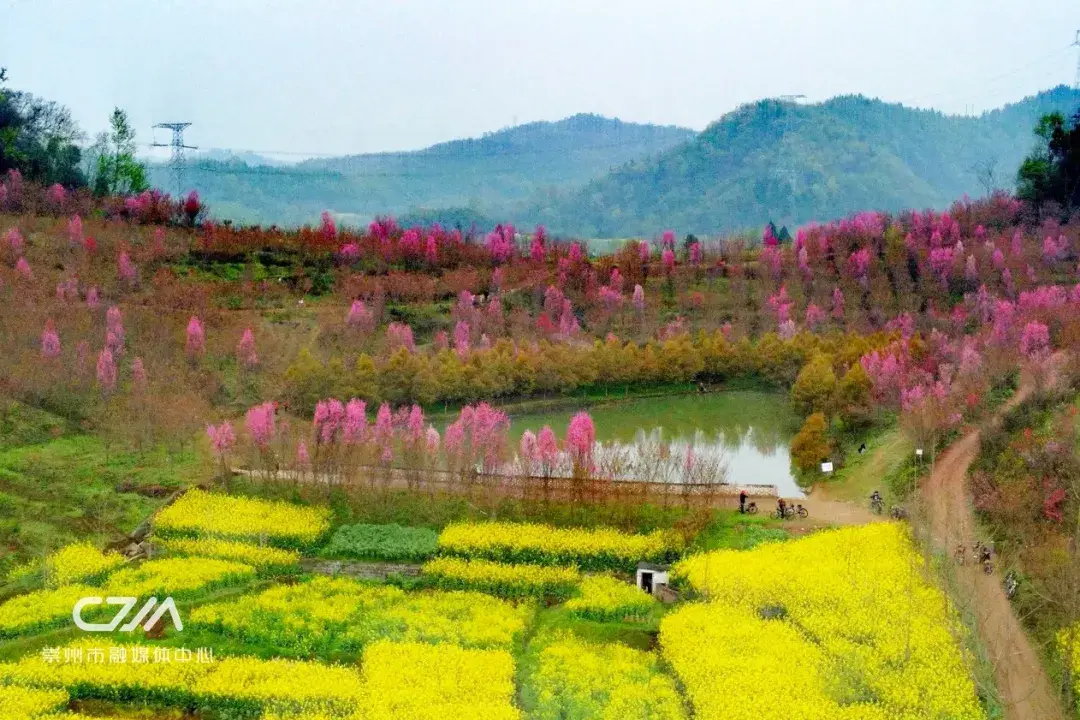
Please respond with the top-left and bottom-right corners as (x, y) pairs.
(73, 597), (183, 632)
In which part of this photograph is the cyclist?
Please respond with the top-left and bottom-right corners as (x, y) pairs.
(777, 498), (787, 519)
(739, 490), (748, 514)
(870, 490), (883, 513)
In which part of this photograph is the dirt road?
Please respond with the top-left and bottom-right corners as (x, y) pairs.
(922, 363), (1066, 720)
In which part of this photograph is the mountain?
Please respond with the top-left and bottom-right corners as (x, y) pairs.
(528, 86), (1080, 238)
(148, 114), (694, 227)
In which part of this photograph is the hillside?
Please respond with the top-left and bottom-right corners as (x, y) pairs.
(148, 114), (694, 228)
(528, 86), (1080, 237)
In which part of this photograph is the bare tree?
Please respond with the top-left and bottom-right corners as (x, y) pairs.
(972, 157), (1000, 197)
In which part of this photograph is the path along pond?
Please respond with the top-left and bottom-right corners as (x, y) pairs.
(500, 390), (804, 499)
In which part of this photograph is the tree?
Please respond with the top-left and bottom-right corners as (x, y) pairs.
(88, 107), (147, 196)
(791, 412), (830, 473)
(1017, 110), (1080, 211)
(790, 353), (837, 416)
(0, 72), (86, 187)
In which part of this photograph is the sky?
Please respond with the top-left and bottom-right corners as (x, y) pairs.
(3, 0), (1079, 160)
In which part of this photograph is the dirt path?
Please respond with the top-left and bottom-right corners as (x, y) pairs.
(922, 361), (1067, 720)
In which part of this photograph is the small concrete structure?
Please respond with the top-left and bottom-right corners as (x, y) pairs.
(636, 562), (670, 597)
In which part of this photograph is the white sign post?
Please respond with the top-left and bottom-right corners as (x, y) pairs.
(820, 462), (834, 473)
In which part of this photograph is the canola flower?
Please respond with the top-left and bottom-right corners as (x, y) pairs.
(356, 640), (521, 720)
(0, 685), (68, 718)
(564, 575), (656, 622)
(102, 557), (255, 598)
(422, 557), (579, 600)
(43, 543), (125, 588)
(528, 634), (686, 720)
(157, 536), (300, 572)
(154, 489), (331, 547)
(0, 584), (95, 637)
(666, 523), (986, 720)
(438, 521), (680, 571)
(192, 578), (527, 654)
(0, 640), (363, 718)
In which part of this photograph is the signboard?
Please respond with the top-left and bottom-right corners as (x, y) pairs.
(820, 462), (834, 473)
(915, 448), (924, 457)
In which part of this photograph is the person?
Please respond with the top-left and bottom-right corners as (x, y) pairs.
(739, 490), (748, 514)
(870, 490), (883, 512)
(870, 490), (882, 503)
(777, 498), (787, 519)
(980, 543), (992, 564)
(858, 443), (867, 454)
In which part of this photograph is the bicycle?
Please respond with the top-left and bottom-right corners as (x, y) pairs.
(1004, 571), (1018, 599)
(870, 496), (885, 515)
(889, 505), (908, 520)
(744, 502), (758, 515)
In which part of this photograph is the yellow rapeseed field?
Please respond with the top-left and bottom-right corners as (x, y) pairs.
(564, 575), (655, 622)
(0, 684), (68, 718)
(154, 489), (331, 546)
(529, 634), (686, 720)
(158, 536), (300, 571)
(356, 640), (521, 720)
(0, 584), (95, 637)
(102, 556), (255, 597)
(43, 543), (125, 588)
(438, 521), (679, 571)
(666, 523), (986, 720)
(422, 556), (579, 599)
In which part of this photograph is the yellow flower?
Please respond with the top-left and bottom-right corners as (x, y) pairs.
(0, 685), (68, 718)
(438, 521), (680, 571)
(530, 634), (686, 720)
(0, 585), (95, 637)
(665, 524), (986, 720)
(43, 543), (125, 588)
(356, 640), (521, 720)
(564, 575), (655, 622)
(154, 489), (330, 547)
(422, 557), (579, 599)
(158, 537), (300, 571)
(103, 557), (255, 598)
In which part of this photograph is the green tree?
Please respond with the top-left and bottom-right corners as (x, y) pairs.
(790, 353), (837, 416)
(836, 363), (873, 429)
(790, 412), (831, 473)
(88, 107), (147, 196)
(282, 348), (333, 414)
(1016, 110), (1080, 210)
(0, 71), (86, 187)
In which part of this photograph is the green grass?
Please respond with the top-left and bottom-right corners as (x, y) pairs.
(689, 511), (790, 553)
(818, 427), (912, 504)
(319, 523), (439, 563)
(0, 431), (209, 577)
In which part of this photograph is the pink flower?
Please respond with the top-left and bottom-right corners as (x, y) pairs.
(343, 399), (368, 444)
(320, 211), (337, 242)
(132, 357), (148, 389)
(1011, 230), (1023, 256)
(530, 226), (547, 262)
(689, 242), (702, 265)
(245, 402), (277, 448)
(96, 348), (117, 392)
(454, 320), (470, 358)
(41, 322), (61, 359)
(662, 248), (675, 274)
(206, 422), (236, 456)
(15, 257), (31, 280)
(1019, 321), (1050, 361)
(661, 230), (676, 250)
(566, 412), (595, 470)
(117, 252), (137, 284)
(491, 267), (504, 292)
(537, 425), (559, 471)
(339, 242), (360, 262)
(45, 183), (65, 207)
(87, 287), (101, 309)
(5, 227), (23, 254)
(237, 328), (258, 368)
(314, 398), (346, 444)
(831, 287), (845, 320)
(568, 241), (584, 265)
(407, 404), (425, 442)
(186, 316), (205, 356)
(347, 300), (374, 333)
(106, 306), (124, 350)
(632, 284), (645, 312)
(425, 426), (441, 456)
(434, 330), (449, 350)
(638, 241), (649, 264)
(67, 216), (83, 247)
(519, 430), (538, 471)
(296, 440), (310, 467)
(386, 322), (415, 353)
(374, 403), (394, 447)
(425, 233), (439, 264)
(805, 303), (827, 328)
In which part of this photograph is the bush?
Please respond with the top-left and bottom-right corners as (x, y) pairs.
(320, 524), (439, 563)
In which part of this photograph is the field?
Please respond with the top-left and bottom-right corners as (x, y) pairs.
(3, 176), (1080, 717)
(0, 490), (991, 719)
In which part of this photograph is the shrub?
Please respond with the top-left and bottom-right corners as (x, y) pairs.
(422, 557), (579, 600)
(564, 575), (656, 622)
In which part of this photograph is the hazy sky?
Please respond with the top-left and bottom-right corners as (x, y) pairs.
(3, 0), (1079, 159)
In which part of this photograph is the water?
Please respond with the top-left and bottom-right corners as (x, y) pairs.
(503, 391), (804, 498)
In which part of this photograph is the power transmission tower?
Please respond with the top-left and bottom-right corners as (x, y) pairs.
(152, 122), (196, 197)
(1073, 30), (1080, 90)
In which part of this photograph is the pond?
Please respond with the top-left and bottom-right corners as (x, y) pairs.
(502, 391), (804, 498)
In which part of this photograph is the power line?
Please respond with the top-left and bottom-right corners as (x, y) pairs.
(151, 122), (197, 197)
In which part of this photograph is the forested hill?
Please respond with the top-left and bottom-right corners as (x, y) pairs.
(527, 86), (1080, 238)
(147, 114), (694, 228)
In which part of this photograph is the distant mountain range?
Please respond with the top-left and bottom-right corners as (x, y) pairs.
(147, 114), (694, 228)
(148, 87), (1080, 236)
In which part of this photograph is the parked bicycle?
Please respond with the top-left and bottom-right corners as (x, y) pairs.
(775, 503), (808, 519)
(745, 502), (758, 515)
(1005, 571), (1019, 599)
